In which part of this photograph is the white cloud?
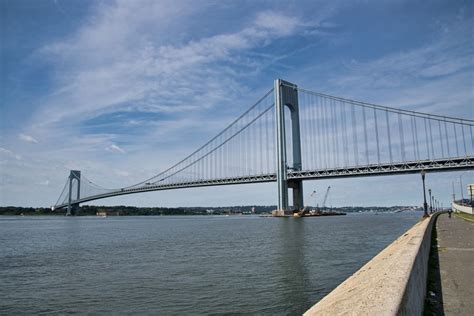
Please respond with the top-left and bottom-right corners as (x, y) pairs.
(3, 3), (329, 207)
(18, 133), (39, 144)
(298, 17), (474, 118)
(106, 144), (126, 154)
(32, 6), (311, 127)
(39, 180), (50, 186)
(4, 1), (470, 209)
(254, 11), (301, 36)
(114, 170), (130, 177)
(0, 147), (22, 160)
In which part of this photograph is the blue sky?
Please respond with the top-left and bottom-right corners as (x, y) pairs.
(1, 0), (473, 208)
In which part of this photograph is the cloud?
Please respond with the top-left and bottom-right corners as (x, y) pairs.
(0, 147), (22, 160)
(114, 170), (130, 177)
(38, 179), (50, 186)
(32, 6), (311, 127)
(106, 144), (126, 154)
(300, 16), (474, 117)
(7, 3), (328, 208)
(3, 0), (470, 209)
(252, 10), (302, 37)
(18, 133), (39, 144)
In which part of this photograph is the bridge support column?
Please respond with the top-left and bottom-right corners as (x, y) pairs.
(67, 170), (81, 216)
(274, 79), (303, 216)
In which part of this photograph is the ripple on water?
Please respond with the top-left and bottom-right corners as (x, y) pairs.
(0, 213), (422, 314)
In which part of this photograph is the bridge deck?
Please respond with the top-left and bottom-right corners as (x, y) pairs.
(55, 156), (473, 209)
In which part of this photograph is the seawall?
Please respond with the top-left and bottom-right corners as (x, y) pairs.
(304, 213), (440, 315)
(452, 201), (473, 214)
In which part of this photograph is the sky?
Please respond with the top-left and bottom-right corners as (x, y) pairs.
(0, 0), (473, 208)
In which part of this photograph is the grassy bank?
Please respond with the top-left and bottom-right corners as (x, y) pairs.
(454, 212), (474, 222)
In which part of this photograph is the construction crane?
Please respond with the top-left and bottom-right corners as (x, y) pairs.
(321, 186), (331, 209)
(309, 190), (317, 208)
(294, 190), (317, 217)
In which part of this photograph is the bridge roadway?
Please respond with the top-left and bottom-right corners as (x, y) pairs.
(55, 156), (473, 209)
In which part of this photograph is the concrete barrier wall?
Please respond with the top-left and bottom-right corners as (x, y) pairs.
(304, 213), (440, 316)
(452, 202), (473, 214)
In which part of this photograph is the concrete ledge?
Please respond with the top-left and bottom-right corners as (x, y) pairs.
(304, 213), (440, 316)
(452, 201), (473, 214)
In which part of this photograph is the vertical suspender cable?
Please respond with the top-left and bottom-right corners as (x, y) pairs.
(311, 94), (316, 168)
(470, 125), (474, 153)
(263, 106), (271, 174)
(312, 94), (319, 169)
(225, 130), (228, 178)
(258, 104), (267, 174)
(410, 116), (417, 160)
(257, 108), (261, 174)
(363, 106), (369, 165)
(438, 120), (445, 158)
(302, 92), (308, 169)
(351, 103), (359, 165)
(206, 144), (209, 180)
(305, 93), (310, 169)
(374, 108), (381, 164)
(247, 115), (251, 175)
(201, 151), (203, 180)
(221, 141), (224, 179)
(453, 123), (460, 157)
(386, 111), (393, 163)
(211, 140), (214, 179)
(272, 104), (276, 172)
(316, 96), (322, 169)
(332, 99), (339, 167)
(251, 112), (254, 175)
(444, 120), (450, 157)
(461, 124), (467, 156)
(414, 117), (420, 160)
(424, 118), (430, 160)
(239, 122), (242, 177)
(227, 129), (230, 178)
(319, 98), (328, 169)
(322, 97), (328, 168)
(217, 138), (220, 179)
(341, 101), (349, 166)
(326, 98), (333, 168)
(252, 109), (260, 174)
(398, 112), (405, 161)
(428, 118), (435, 158)
(246, 120), (249, 176)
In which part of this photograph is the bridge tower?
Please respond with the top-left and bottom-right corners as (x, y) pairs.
(274, 79), (303, 216)
(67, 170), (81, 216)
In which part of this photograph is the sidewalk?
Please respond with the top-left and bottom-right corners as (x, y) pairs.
(425, 213), (474, 315)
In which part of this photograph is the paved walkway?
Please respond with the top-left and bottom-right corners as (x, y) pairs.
(425, 213), (474, 315)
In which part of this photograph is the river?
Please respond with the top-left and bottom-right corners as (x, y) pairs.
(0, 212), (421, 315)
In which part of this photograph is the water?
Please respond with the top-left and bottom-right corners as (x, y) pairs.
(0, 212), (421, 315)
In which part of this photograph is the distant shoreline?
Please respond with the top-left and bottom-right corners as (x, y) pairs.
(0, 205), (422, 216)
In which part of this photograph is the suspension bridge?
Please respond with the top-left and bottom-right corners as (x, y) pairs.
(53, 79), (474, 215)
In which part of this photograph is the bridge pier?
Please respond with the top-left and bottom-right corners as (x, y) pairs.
(66, 203), (80, 216)
(274, 79), (304, 216)
(67, 170), (81, 216)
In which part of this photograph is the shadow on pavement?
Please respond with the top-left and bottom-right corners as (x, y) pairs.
(424, 215), (444, 315)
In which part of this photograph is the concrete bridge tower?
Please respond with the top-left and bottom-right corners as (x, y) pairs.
(67, 170), (81, 216)
(274, 79), (304, 216)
